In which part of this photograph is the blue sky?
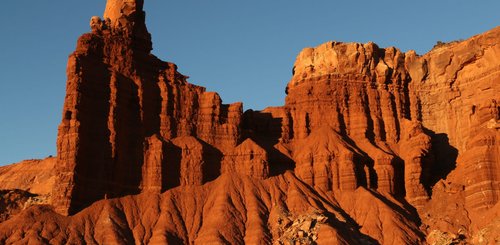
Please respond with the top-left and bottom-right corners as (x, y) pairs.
(0, 1), (498, 165)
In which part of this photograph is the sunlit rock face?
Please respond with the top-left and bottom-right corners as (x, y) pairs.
(0, 0), (498, 243)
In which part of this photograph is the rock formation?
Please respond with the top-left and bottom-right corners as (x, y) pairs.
(52, 0), (241, 215)
(0, 157), (55, 196)
(284, 41), (434, 204)
(0, 0), (498, 244)
(222, 138), (270, 179)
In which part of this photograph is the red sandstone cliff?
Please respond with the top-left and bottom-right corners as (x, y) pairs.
(0, 0), (498, 244)
(53, 0), (242, 215)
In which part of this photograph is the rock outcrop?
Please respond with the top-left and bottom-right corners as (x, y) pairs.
(52, 0), (242, 215)
(222, 138), (270, 179)
(0, 0), (498, 244)
(283, 41), (435, 205)
(0, 157), (56, 196)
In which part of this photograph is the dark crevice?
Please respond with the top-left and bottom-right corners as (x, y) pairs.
(422, 128), (458, 192)
(389, 93), (401, 142)
(164, 143), (181, 190)
(200, 140), (223, 183)
(392, 156), (406, 197)
(242, 110), (295, 176)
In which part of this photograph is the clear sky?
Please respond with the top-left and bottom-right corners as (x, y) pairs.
(0, 0), (499, 165)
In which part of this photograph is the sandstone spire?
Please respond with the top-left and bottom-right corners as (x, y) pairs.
(104, 0), (144, 22)
(101, 0), (151, 52)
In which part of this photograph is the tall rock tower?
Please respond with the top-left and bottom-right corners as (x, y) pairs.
(52, 0), (242, 215)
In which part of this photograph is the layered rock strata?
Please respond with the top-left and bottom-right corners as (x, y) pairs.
(52, 0), (242, 215)
(408, 31), (500, 213)
(0, 0), (498, 244)
(282, 42), (434, 206)
(222, 138), (270, 179)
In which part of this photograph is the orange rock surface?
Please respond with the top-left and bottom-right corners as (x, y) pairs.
(0, 0), (498, 244)
(0, 157), (56, 196)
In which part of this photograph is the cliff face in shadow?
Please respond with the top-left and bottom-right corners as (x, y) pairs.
(0, 0), (498, 244)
